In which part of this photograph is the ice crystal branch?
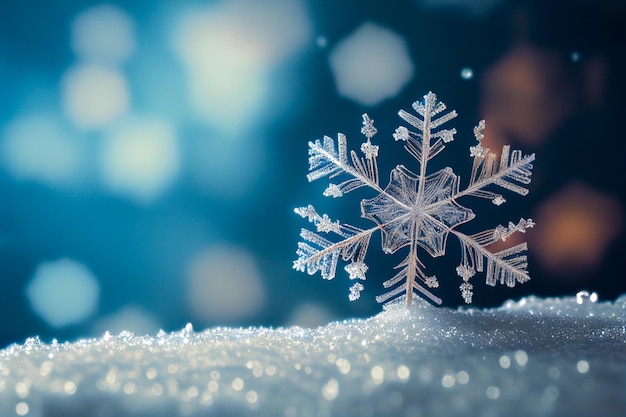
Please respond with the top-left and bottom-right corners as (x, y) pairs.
(295, 92), (535, 306)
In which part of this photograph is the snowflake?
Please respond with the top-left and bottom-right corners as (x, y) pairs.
(294, 92), (535, 306)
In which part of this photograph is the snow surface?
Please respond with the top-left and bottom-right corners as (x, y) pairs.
(1, 293), (625, 417)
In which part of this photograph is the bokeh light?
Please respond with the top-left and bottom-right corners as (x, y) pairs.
(61, 64), (130, 130)
(316, 36), (328, 48)
(71, 4), (135, 65)
(480, 44), (575, 148)
(1, 114), (86, 188)
(288, 303), (335, 328)
(531, 183), (622, 276)
(460, 67), (474, 80)
(93, 306), (161, 337)
(329, 22), (414, 106)
(186, 245), (266, 323)
(26, 259), (99, 328)
(171, 0), (312, 134)
(99, 117), (180, 202)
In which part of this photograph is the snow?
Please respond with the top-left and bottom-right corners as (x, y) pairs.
(1, 293), (624, 416)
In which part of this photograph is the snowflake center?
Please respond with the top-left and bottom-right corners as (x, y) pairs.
(361, 167), (475, 257)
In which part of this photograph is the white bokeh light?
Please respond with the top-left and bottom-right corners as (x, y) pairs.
(71, 4), (135, 65)
(93, 306), (160, 336)
(461, 67), (474, 80)
(1, 114), (86, 187)
(171, 0), (312, 134)
(288, 303), (335, 328)
(186, 245), (266, 322)
(26, 258), (99, 328)
(61, 64), (130, 129)
(329, 22), (414, 106)
(100, 117), (180, 202)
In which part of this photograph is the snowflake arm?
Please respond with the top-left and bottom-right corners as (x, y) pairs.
(375, 232), (443, 306)
(296, 115), (409, 295)
(460, 145), (535, 204)
(397, 93), (458, 168)
(294, 206), (376, 281)
(469, 119), (487, 157)
(306, 114), (384, 197)
(453, 230), (531, 287)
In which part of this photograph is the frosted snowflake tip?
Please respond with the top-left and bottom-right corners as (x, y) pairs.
(473, 120), (486, 140)
(456, 264), (475, 281)
(460, 282), (473, 304)
(393, 126), (410, 141)
(360, 141), (379, 160)
(470, 144), (486, 158)
(360, 114), (377, 140)
(349, 282), (364, 301)
(425, 276), (439, 288)
(492, 195), (506, 206)
(323, 184), (343, 198)
(317, 214), (341, 233)
(345, 262), (368, 280)
(294, 205), (316, 221)
(493, 218), (535, 241)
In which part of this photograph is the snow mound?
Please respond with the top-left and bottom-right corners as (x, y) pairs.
(1, 294), (625, 416)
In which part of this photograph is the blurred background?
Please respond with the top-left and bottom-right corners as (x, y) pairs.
(0, 0), (625, 347)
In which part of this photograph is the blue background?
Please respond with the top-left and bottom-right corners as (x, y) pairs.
(1, 0), (625, 348)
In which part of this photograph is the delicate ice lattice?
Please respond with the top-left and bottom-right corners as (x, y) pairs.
(0, 294), (624, 416)
(294, 92), (535, 305)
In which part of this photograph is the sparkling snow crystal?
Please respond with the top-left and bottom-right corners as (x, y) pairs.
(295, 92), (535, 305)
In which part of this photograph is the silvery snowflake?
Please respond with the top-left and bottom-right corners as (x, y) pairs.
(294, 92), (535, 306)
